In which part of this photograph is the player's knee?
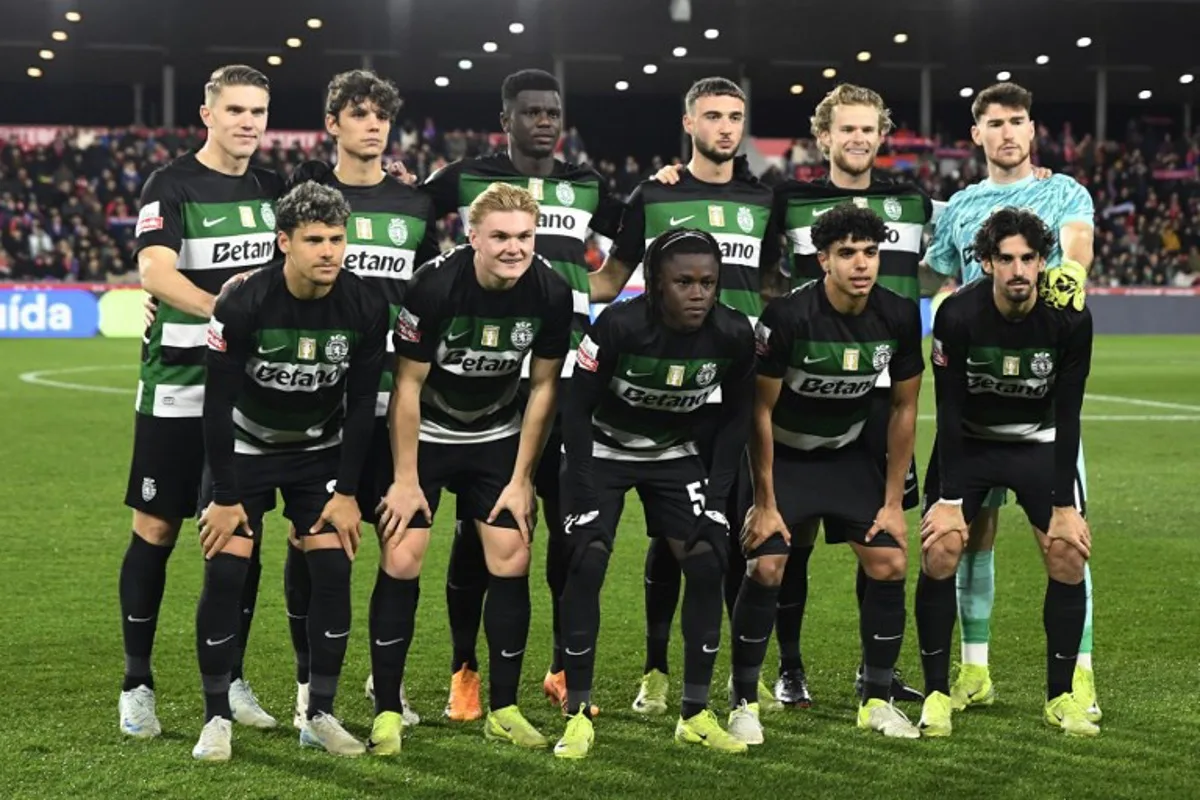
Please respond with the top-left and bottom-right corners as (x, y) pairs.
(381, 538), (426, 580)
(132, 511), (180, 546)
(1044, 540), (1085, 584)
(567, 541), (611, 593)
(861, 546), (907, 582)
(748, 554), (787, 587)
(921, 539), (960, 580)
(679, 543), (723, 587)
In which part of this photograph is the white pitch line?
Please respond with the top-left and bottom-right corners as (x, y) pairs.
(18, 365), (136, 395)
(1085, 393), (1200, 413)
(917, 414), (1200, 422)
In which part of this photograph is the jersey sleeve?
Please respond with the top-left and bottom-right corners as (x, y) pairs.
(532, 268), (573, 360)
(392, 269), (444, 363)
(1052, 309), (1093, 506)
(930, 300), (970, 501)
(924, 201), (962, 277)
(1055, 177), (1096, 227)
(203, 286), (255, 505)
(754, 298), (792, 379)
(608, 184), (648, 267)
(421, 160), (464, 219)
(588, 173), (625, 238)
(888, 301), (926, 383)
(134, 170), (185, 255)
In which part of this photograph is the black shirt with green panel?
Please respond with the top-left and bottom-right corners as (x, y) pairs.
(930, 276), (1093, 502)
(202, 265), (387, 505)
(133, 152), (284, 419)
(755, 278), (924, 453)
(392, 245), (574, 445)
(562, 294), (755, 512)
(422, 154), (624, 376)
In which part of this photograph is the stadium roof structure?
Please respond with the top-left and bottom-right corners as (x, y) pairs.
(3, 0), (1199, 106)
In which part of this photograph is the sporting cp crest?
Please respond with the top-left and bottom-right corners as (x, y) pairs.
(556, 182), (575, 206)
(511, 320), (534, 350)
(872, 343), (893, 372)
(388, 217), (408, 246)
(883, 197), (902, 220)
(695, 362), (718, 386)
(325, 334), (349, 363)
(1030, 351), (1054, 378)
(260, 202), (276, 229)
(141, 477), (157, 502)
(737, 206), (754, 234)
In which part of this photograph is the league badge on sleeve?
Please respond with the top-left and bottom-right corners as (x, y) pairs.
(206, 318), (226, 352)
(931, 337), (947, 367)
(576, 335), (600, 372)
(754, 321), (772, 357)
(395, 306), (422, 343)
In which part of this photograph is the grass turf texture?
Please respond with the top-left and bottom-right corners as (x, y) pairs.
(1, 335), (1197, 800)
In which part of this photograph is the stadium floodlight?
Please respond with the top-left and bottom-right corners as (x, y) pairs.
(435, 76), (450, 87)
(1138, 89), (1152, 100)
(306, 18), (323, 29)
(51, 31), (68, 42)
(286, 38), (301, 48)
(960, 87), (974, 98)
(893, 33), (908, 44)
(483, 41), (498, 53)
(673, 46), (688, 58)
(643, 64), (658, 75)
(1036, 54), (1049, 65)
(509, 22), (525, 34)
(459, 59), (473, 70)
(39, 50), (54, 61)
(615, 80), (630, 91)
(65, 11), (81, 22)
(1076, 37), (1092, 48)
(997, 70), (1012, 80)
(823, 67), (837, 78)
(267, 55), (282, 66)
(27, 67), (43, 78)
(704, 28), (719, 39)
(790, 84), (804, 95)
(1180, 73), (1194, 84)
(856, 51), (871, 62)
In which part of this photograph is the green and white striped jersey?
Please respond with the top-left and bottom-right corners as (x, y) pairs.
(134, 152), (284, 418)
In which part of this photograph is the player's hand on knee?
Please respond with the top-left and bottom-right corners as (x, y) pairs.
(489, 478), (535, 546)
(1046, 506), (1091, 559)
(198, 502), (253, 559)
(313, 492), (363, 560)
(376, 480), (431, 546)
(868, 501), (907, 551)
(920, 501), (967, 553)
(651, 164), (684, 185)
(740, 504), (789, 554)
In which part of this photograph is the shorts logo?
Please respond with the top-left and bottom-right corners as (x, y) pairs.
(325, 334), (350, 363)
(298, 337), (317, 361)
(325, 479), (337, 495)
(737, 206), (754, 234)
(395, 306), (421, 343)
(260, 202), (276, 229)
(141, 477), (157, 502)
(695, 362), (718, 387)
(510, 320), (534, 350)
(666, 364), (686, 387)
(872, 343), (893, 372)
(883, 197), (903, 220)
(576, 335), (599, 372)
(555, 182), (575, 206)
(527, 177), (544, 201)
(388, 217), (408, 246)
(1030, 351), (1054, 378)
(1003, 355), (1021, 376)
(754, 321), (772, 357)
(239, 205), (256, 228)
(356, 217), (373, 240)
(708, 205), (725, 227)
(842, 348), (860, 372)
(481, 325), (500, 348)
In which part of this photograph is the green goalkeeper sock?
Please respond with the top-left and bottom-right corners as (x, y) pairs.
(1077, 562), (1094, 667)
(955, 551), (995, 665)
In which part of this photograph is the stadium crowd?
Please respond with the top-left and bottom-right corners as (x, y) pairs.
(2, 117), (1199, 287)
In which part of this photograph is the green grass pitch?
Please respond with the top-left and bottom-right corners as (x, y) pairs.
(1, 335), (1197, 799)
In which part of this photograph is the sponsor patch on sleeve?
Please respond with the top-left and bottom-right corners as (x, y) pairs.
(576, 335), (600, 372)
(206, 318), (227, 352)
(930, 337), (947, 367)
(754, 321), (772, 357)
(136, 201), (163, 237)
(394, 306), (422, 343)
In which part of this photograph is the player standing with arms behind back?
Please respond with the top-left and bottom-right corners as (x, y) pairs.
(924, 82), (1099, 720)
(118, 64), (282, 738)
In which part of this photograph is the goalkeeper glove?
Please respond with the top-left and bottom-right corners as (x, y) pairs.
(1039, 259), (1087, 311)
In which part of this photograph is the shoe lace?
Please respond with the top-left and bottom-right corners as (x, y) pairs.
(878, 701), (915, 726)
(235, 680), (262, 706)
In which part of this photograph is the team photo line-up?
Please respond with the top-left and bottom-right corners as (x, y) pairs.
(116, 60), (1100, 762)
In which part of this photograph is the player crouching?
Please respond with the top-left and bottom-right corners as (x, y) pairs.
(192, 182), (386, 761)
(917, 208), (1097, 738)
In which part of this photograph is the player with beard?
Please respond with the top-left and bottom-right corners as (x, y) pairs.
(418, 69), (623, 721)
(924, 82), (1098, 722)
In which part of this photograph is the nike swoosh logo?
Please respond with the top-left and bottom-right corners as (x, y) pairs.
(626, 370), (654, 378)
(286, 612), (308, 620)
(564, 647), (592, 656)
(812, 207), (834, 217)
(738, 634), (769, 643)
(702, 643), (720, 654)
(966, 358), (991, 366)
(500, 648), (525, 658)
(126, 614), (154, 623)
(375, 637), (405, 646)
(919, 648), (944, 656)
(203, 217), (227, 228)
(669, 215), (696, 226)
(324, 630), (351, 639)
(1053, 652), (1075, 660)
(206, 634), (236, 647)
(446, 329), (471, 343)
(873, 633), (903, 641)
(258, 344), (288, 355)
(803, 356), (828, 365)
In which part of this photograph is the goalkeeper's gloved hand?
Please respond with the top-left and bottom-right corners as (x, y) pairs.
(1039, 259), (1087, 312)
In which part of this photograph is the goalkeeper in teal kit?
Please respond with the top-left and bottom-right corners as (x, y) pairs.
(924, 82), (1099, 723)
